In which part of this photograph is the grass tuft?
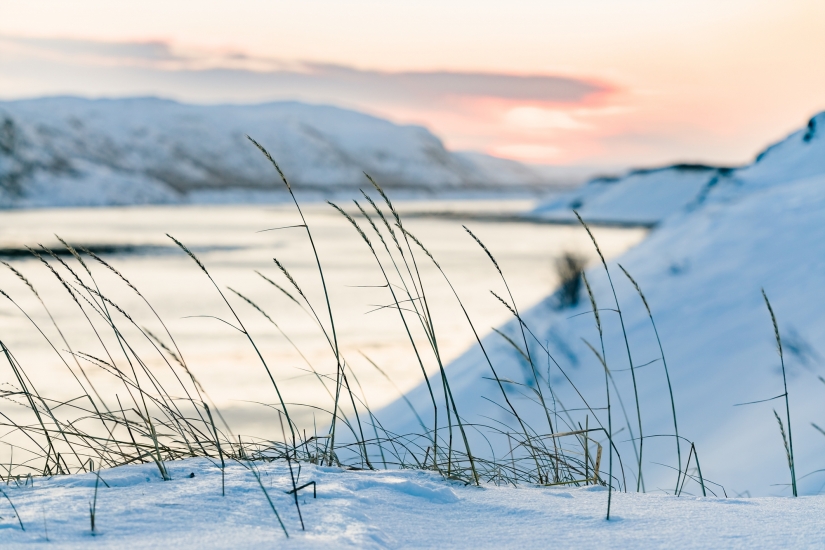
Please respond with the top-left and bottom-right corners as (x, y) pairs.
(0, 142), (741, 536)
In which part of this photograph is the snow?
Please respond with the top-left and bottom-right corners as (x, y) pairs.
(532, 112), (825, 226)
(381, 111), (825, 497)
(532, 164), (719, 226)
(3, 457), (824, 548)
(0, 97), (551, 209)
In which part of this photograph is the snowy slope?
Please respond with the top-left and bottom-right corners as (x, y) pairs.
(381, 112), (825, 497)
(3, 457), (825, 548)
(0, 97), (548, 208)
(533, 112), (825, 225)
(531, 164), (723, 226)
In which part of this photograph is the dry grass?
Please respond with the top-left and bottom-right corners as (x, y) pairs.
(0, 140), (727, 534)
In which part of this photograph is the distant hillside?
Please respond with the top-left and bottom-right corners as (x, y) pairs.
(0, 97), (551, 208)
(533, 112), (825, 225)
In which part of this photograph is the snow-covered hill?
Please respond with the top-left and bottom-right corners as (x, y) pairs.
(531, 164), (724, 226)
(381, 111), (825, 497)
(0, 97), (549, 208)
(533, 112), (825, 225)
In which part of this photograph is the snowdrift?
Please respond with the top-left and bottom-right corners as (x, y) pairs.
(382, 112), (825, 497)
(3, 458), (824, 548)
(0, 97), (546, 208)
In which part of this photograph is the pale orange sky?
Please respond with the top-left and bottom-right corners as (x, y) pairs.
(2, 0), (824, 167)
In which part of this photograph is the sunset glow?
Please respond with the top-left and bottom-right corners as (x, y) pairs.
(2, 0), (823, 167)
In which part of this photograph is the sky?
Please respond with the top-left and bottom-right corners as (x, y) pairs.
(1, 0), (824, 167)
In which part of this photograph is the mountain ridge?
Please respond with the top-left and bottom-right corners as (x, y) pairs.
(0, 96), (554, 208)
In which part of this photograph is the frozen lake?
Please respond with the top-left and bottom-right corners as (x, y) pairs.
(0, 199), (646, 438)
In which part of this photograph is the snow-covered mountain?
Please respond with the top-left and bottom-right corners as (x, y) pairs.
(0, 97), (549, 208)
(382, 111), (825, 496)
(533, 112), (825, 225)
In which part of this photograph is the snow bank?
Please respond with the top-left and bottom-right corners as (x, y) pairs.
(0, 97), (548, 209)
(3, 457), (824, 548)
(382, 112), (825, 497)
(533, 112), (825, 225)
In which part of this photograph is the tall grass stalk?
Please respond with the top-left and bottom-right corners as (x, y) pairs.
(763, 289), (796, 496)
(280, 412), (304, 530)
(167, 235), (296, 448)
(245, 460), (289, 538)
(463, 226), (561, 477)
(1, 260), (122, 460)
(329, 200), (440, 470)
(574, 211), (645, 492)
(247, 136), (343, 464)
(0, 487), (24, 531)
(359, 184), (468, 475)
(618, 264), (681, 495)
(674, 441), (707, 497)
(335, 193), (479, 480)
(89, 462), (101, 535)
(366, 180), (484, 481)
(581, 272), (613, 519)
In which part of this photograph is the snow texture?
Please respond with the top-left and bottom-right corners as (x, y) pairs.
(382, 111), (825, 497)
(0, 97), (547, 209)
(3, 458), (824, 548)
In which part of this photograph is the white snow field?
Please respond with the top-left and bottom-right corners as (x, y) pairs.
(382, 111), (825, 497)
(0, 97), (549, 209)
(3, 458), (825, 548)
